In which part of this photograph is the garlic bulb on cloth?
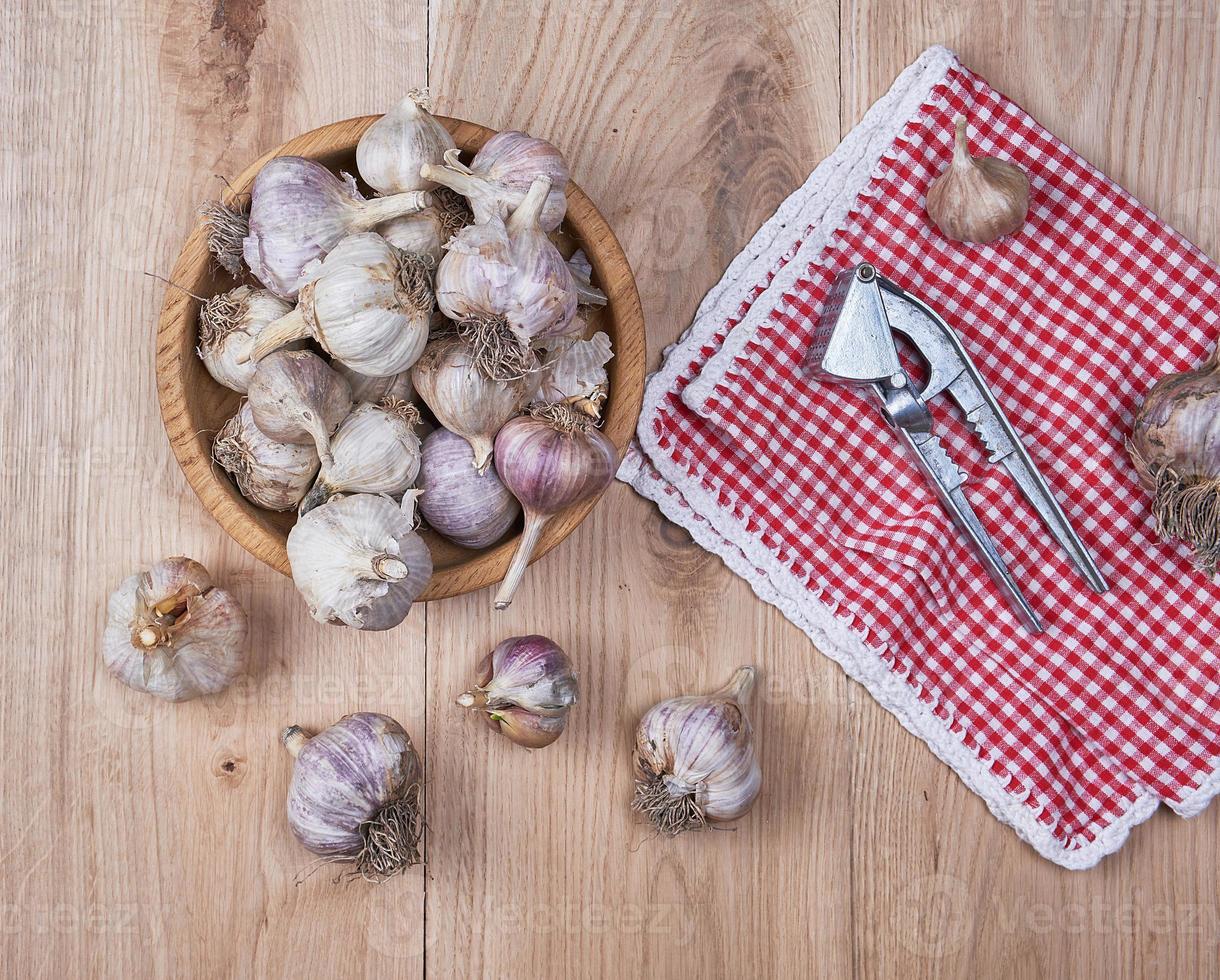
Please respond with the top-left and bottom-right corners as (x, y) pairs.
(421, 130), (569, 230)
(632, 667), (762, 836)
(435, 177), (577, 380)
(412, 334), (537, 472)
(357, 89), (456, 195)
(197, 286), (296, 393)
(418, 427), (521, 549)
(299, 400), (422, 514)
(102, 557), (248, 701)
(287, 493), (432, 631)
(246, 350), (353, 467)
(242, 156), (431, 299)
(213, 402), (320, 511)
(282, 713), (423, 880)
(456, 635), (578, 748)
(250, 233), (433, 378)
(926, 115), (1029, 245)
(1129, 348), (1220, 573)
(380, 188), (472, 265)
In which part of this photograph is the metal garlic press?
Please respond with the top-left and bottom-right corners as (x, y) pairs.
(806, 262), (1108, 633)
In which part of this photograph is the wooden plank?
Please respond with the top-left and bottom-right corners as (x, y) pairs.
(1, 1), (429, 976)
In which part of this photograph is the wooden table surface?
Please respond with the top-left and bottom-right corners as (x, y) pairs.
(6, 0), (1220, 976)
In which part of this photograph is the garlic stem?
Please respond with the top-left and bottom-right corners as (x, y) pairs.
(951, 115), (971, 167)
(282, 725), (311, 758)
(373, 554), (409, 582)
(248, 307), (311, 363)
(494, 511), (548, 610)
(505, 177), (550, 235)
(419, 163), (482, 200)
(351, 190), (434, 231)
(723, 666), (757, 705)
(455, 690), (487, 709)
(136, 625), (162, 648)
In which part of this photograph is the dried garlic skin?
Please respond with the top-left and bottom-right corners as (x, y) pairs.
(1129, 349), (1220, 573)
(534, 331), (613, 420)
(282, 713), (423, 880)
(632, 667), (762, 835)
(418, 427), (521, 550)
(102, 557), (248, 702)
(926, 115), (1029, 245)
(213, 402), (319, 511)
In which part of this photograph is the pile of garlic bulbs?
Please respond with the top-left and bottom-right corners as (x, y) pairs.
(199, 91), (617, 628)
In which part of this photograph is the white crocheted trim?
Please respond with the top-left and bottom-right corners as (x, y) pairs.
(617, 44), (1220, 868)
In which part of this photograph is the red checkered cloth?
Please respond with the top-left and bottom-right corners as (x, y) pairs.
(619, 46), (1220, 868)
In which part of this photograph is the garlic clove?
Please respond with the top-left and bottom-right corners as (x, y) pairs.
(357, 90), (457, 195)
(213, 402), (320, 511)
(246, 350), (353, 467)
(102, 557), (248, 702)
(287, 493), (432, 630)
(197, 285), (296, 393)
(418, 427), (521, 549)
(926, 115), (1030, 245)
(483, 706), (568, 749)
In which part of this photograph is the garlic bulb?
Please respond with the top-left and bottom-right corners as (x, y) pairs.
(1129, 348), (1220, 573)
(213, 402), (320, 511)
(535, 331), (613, 420)
(420, 130), (569, 230)
(250, 233), (433, 378)
(926, 115), (1029, 244)
(456, 635), (578, 748)
(435, 177), (578, 380)
(567, 249), (607, 307)
(412, 334), (538, 472)
(380, 187), (473, 265)
(242, 156), (431, 299)
(492, 404), (618, 608)
(282, 713), (423, 880)
(357, 89), (456, 195)
(102, 557), (248, 702)
(247, 350), (353, 467)
(335, 363), (416, 405)
(198, 199), (250, 277)
(418, 427), (521, 549)
(287, 493), (432, 630)
(299, 400), (422, 514)
(632, 667), (761, 835)
(196, 285), (296, 392)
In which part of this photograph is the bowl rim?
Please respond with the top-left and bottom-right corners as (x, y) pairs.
(155, 114), (645, 601)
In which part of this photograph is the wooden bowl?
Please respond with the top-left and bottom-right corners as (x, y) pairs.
(156, 116), (645, 600)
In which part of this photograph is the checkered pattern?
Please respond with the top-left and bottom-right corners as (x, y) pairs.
(637, 59), (1220, 857)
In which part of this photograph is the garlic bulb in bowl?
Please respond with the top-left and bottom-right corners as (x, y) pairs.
(197, 285), (294, 392)
(250, 232), (433, 378)
(335, 363), (416, 405)
(102, 557), (248, 701)
(380, 187), (472, 265)
(213, 402), (320, 511)
(418, 427), (521, 549)
(246, 350), (353, 467)
(357, 90), (456, 194)
(287, 493), (432, 631)
(299, 400), (423, 514)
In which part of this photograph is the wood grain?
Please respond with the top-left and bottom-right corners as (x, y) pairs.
(5, 0), (1220, 977)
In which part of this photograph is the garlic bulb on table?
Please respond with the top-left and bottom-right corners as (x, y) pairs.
(926, 115), (1029, 245)
(197, 286), (295, 393)
(287, 493), (432, 631)
(418, 427), (521, 549)
(102, 557), (248, 701)
(242, 156), (431, 299)
(357, 89), (456, 194)
(492, 404), (617, 609)
(435, 177), (578, 380)
(1129, 347), (1220, 573)
(335, 363), (415, 405)
(299, 400), (423, 514)
(421, 130), (569, 230)
(247, 350), (353, 467)
(213, 402), (320, 511)
(632, 667), (762, 836)
(250, 233), (433, 378)
(412, 334), (538, 473)
(456, 635), (579, 748)
(380, 187), (473, 265)
(282, 713), (423, 880)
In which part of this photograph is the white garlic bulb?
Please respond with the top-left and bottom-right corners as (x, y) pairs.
(102, 557), (248, 701)
(334, 362), (416, 405)
(420, 130), (569, 230)
(535, 331), (613, 419)
(357, 90), (457, 195)
(435, 177), (577, 380)
(250, 233), (433, 378)
(299, 400), (423, 513)
(197, 286), (295, 392)
(632, 667), (762, 835)
(412, 334), (538, 472)
(380, 188), (472, 265)
(213, 402), (320, 511)
(287, 494), (432, 631)
(247, 350), (353, 467)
